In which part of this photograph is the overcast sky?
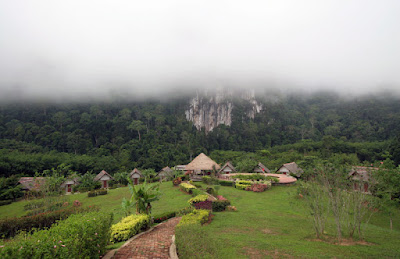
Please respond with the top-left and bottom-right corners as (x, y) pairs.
(0, 0), (399, 100)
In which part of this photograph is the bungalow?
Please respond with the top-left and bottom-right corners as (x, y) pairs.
(18, 177), (46, 192)
(61, 177), (79, 194)
(218, 161), (236, 174)
(157, 166), (174, 181)
(254, 162), (270, 173)
(185, 153), (221, 181)
(277, 162), (304, 177)
(129, 168), (143, 185)
(174, 165), (186, 171)
(94, 170), (114, 189)
(348, 166), (379, 193)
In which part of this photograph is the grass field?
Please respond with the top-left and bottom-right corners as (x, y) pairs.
(0, 182), (191, 223)
(176, 184), (400, 258)
(2, 182), (400, 258)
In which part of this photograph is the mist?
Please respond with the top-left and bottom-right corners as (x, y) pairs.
(0, 0), (399, 101)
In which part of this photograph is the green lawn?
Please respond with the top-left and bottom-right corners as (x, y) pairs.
(0, 182), (191, 223)
(177, 185), (400, 258)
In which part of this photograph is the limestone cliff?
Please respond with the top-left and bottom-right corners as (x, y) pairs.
(185, 88), (262, 133)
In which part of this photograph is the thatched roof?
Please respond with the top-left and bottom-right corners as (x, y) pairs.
(19, 177), (47, 191)
(277, 162), (303, 177)
(160, 166), (173, 173)
(348, 166), (379, 182)
(254, 162), (270, 173)
(130, 168), (143, 177)
(94, 170), (114, 181)
(185, 153), (221, 171)
(218, 161), (236, 173)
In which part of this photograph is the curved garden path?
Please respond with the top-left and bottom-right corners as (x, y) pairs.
(112, 217), (181, 259)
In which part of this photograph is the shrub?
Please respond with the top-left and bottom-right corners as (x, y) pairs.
(23, 201), (45, 211)
(173, 177), (182, 186)
(190, 188), (203, 197)
(188, 195), (209, 205)
(218, 180), (234, 187)
(217, 195), (227, 201)
(88, 190), (96, 197)
(0, 211), (113, 259)
(110, 214), (151, 243)
(206, 186), (217, 196)
(0, 200), (12, 206)
(0, 206), (99, 238)
(77, 186), (90, 193)
(153, 211), (176, 223)
(73, 200), (82, 207)
(176, 206), (194, 216)
(180, 183), (196, 194)
(235, 180), (252, 190)
(212, 200), (231, 212)
(193, 200), (213, 210)
(177, 209), (210, 226)
(97, 189), (108, 195)
(202, 176), (218, 185)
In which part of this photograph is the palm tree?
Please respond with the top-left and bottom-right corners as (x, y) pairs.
(122, 178), (161, 215)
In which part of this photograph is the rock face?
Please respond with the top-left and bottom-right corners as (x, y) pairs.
(185, 88), (262, 133)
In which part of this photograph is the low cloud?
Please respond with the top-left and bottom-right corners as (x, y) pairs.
(0, 0), (399, 101)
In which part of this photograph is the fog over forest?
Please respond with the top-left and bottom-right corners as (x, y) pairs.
(0, 0), (399, 101)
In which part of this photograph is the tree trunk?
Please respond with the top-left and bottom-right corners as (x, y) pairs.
(390, 215), (393, 231)
(137, 130), (141, 141)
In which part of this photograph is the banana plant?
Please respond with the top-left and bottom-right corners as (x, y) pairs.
(122, 178), (161, 215)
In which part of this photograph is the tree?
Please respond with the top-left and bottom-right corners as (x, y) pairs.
(122, 179), (161, 215)
(127, 120), (145, 141)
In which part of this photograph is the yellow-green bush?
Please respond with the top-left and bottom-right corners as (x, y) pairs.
(180, 183), (196, 194)
(188, 194), (209, 205)
(110, 214), (151, 243)
(178, 209), (210, 226)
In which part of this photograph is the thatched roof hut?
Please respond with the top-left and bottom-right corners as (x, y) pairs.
(18, 177), (47, 191)
(157, 166), (175, 181)
(129, 168), (143, 184)
(94, 170), (114, 188)
(254, 162), (270, 173)
(276, 162), (303, 177)
(218, 161), (236, 174)
(185, 153), (221, 172)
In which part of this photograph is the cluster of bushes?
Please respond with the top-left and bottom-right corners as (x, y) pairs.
(0, 205), (98, 238)
(188, 195), (209, 205)
(202, 176), (219, 185)
(153, 211), (176, 223)
(180, 183), (196, 194)
(235, 180), (272, 192)
(218, 180), (235, 187)
(24, 200), (67, 216)
(110, 214), (151, 243)
(0, 211), (113, 259)
(177, 209), (211, 226)
(235, 180), (253, 190)
(87, 189), (108, 197)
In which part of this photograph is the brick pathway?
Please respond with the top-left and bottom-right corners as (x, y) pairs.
(113, 217), (181, 259)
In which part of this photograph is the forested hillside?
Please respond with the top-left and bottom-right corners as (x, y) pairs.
(1, 91), (400, 176)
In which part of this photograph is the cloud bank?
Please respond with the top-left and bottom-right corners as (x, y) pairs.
(0, 0), (399, 100)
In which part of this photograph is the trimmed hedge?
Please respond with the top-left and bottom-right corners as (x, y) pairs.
(180, 183), (196, 194)
(153, 211), (176, 223)
(110, 214), (151, 243)
(88, 189), (108, 197)
(212, 200), (231, 212)
(188, 195), (209, 205)
(193, 201), (213, 210)
(0, 211), (113, 259)
(218, 180), (234, 187)
(0, 206), (99, 239)
(177, 209), (210, 226)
